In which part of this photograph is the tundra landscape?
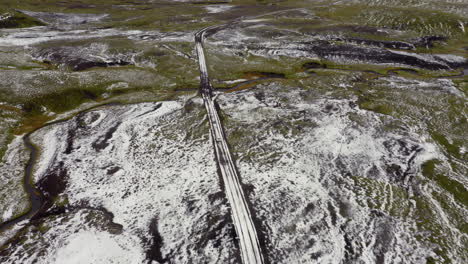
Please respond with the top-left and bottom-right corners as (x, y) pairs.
(0, 0), (467, 263)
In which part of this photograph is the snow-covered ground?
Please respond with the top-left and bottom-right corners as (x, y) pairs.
(204, 5), (234, 14)
(0, 27), (192, 47)
(0, 1), (466, 263)
(3, 83), (464, 263)
(19, 11), (109, 27)
(206, 27), (467, 70)
(0, 136), (30, 224)
(217, 83), (465, 263)
(2, 99), (239, 263)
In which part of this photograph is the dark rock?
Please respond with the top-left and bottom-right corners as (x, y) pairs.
(34, 46), (132, 71)
(237, 39), (464, 70)
(302, 40), (449, 70)
(36, 161), (68, 199)
(245, 71), (286, 79)
(303, 25), (388, 36)
(92, 122), (121, 151)
(302, 61), (327, 69)
(106, 166), (121, 175)
(146, 217), (167, 263)
(332, 37), (415, 50)
(414, 35), (448, 48)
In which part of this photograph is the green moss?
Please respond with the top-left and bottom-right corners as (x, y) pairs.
(36, 223), (50, 233)
(205, 49), (305, 81)
(415, 33), (468, 56)
(316, 5), (466, 37)
(0, 127), (15, 161)
(154, 103), (208, 142)
(352, 176), (389, 212)
(412, 196), (451, 264)
(0, 0), (218, 32)
(430, 190), (468, 234)
(53, 196), (69, 207)
(422, 160), (467, 207)
(0, 11), (45, 29)
(431, 131), (465, 159)
(22, 87), (105, 115)
(363, 103), (393, 115)
(357, 94), (394, 116)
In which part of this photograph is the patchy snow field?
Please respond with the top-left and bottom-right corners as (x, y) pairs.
(19, 11), (109, 27)
(218, 83), (466, 263)
(206, 26), (467, 71)
(0, 0), (466, 263)
(205, 5), (234, 14)
(0, 27), (192, 47)
(1, 99), (239, 263)
(0, 137), (30, 224)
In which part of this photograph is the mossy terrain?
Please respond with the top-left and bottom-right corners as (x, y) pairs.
(354, 172), (467, 262)
(422, 160), (467, 207)
(316, 5), (464, 36)
(0, 0), (466, 262)
(206, 11), (466, 259)
(0, 11), (45, 29)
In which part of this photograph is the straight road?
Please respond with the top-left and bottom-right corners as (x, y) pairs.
(195, 27), (265, 264)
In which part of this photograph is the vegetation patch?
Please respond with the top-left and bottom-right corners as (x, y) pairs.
(421, 160), (467, 207)
(315, 5), (466, 37)
(0, 11), (45, 28)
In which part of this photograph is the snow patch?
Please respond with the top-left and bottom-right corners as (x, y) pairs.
(0, 136), (30, 224)
(217, 84), (444, 263)
(381, 76), (465, 97)
(434, 54), (467, 64)
(32, 126), (61, 182)
(51, 231), (144, 264)
(2, 207), (13, 221)
(12, 100), (236, 263)
(0, 28), (192, 47)
(204, 5), (233, 14)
